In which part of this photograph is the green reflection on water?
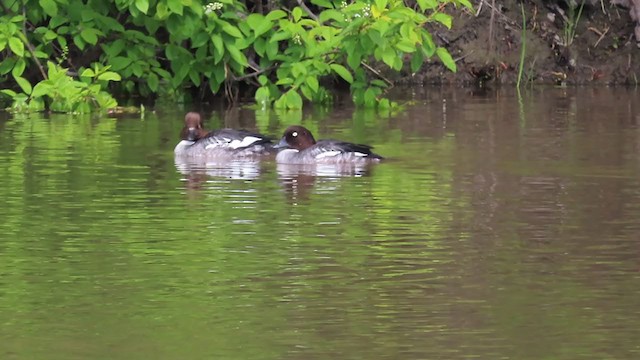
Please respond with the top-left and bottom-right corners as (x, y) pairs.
(1, 90), (639, 360)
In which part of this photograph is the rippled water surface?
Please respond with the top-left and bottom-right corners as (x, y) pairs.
(1, 88), (639, 359)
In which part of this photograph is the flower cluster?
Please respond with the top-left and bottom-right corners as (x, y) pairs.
(353, 4), (371, 18)
(204, 2), (223, 15)
(292, 34), (302, 45)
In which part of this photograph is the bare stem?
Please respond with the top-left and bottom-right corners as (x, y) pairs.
(361, 62), (394, 88)
(296, 0), (319, 22)
(21, 6), (48, 80)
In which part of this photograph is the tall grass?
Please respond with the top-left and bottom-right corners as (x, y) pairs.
(516, 2), (526, 90)
(564, 1), (585, 46)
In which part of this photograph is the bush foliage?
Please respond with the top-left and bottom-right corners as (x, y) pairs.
(0, 0), (471, 112)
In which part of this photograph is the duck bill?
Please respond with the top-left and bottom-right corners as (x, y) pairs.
(273, 137), (289, 149)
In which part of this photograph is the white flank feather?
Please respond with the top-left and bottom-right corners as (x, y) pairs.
(315, 150), (341, 159)
(228, 136), (262, 149)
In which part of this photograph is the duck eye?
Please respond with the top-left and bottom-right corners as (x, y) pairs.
(292, 131), (298, 137)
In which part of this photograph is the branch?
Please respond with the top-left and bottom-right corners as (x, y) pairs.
(296, 0), (319, 22)
(21, 6), (47, 80)
(361, 62), (394, 88)
(232, 65), (277, 82)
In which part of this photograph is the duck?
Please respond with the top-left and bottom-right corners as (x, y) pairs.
(174, 112), (274, 158)
(274, 125), (383, 164)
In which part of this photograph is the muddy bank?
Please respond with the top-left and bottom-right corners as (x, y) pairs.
(403, 0), (640, 86)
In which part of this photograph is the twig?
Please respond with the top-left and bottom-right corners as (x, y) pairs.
(482, 1), (521, 30)
(488, 0), (496, 54)
(476, 0), (484, 16)
(589, 26), (609, 48)
(454, 50), (473, 63)
(296, 0), (319, 22)
(361, 62), (394, 87)
(232, 65), (276, 82)
(21, 6), (47, 80)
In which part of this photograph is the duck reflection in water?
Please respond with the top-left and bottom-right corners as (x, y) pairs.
(276, 162), (375, 202)
(174, 158), (265, 200)
(175, 157), (262, 180)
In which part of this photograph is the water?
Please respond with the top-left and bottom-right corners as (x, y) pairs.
(1, 88), (639, 359)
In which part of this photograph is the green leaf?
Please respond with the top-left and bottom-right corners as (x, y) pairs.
(266, 40), (278, 60)
(104, 39), (125, 57)
(211, 34), (225, 63)
(167, 0), (183, 15)
(220, 21), (243, 38)
(31, 82), (51, 98)
(39, 0), (58, 17)
(0, 58), (16, 75)
(11, 58), (26, 78)
(417, 0), (438, 10)
(306, 76), (319, 93)
(255, 20), (273, 37)
(395, 39), (416, 53)
(300, 84), (312, 100)
(266, 10), (287, 21)
(292, 63), (307, 77)
(81, 8), (95, 21)
(50, 16), (68, 28)
(189, 69), (201, 86)
(432, 13), (452, 29)
(292, 7), (303, 22)
(375, 0), (388, 10)
(370, 79), (387, 88)
(330, 64), (353, 84)
(9, 37), (24, 57)
(457, 0), (474, 10)
(286, 90), (302, 109)
(410, 51), (424, 73)
(247, 14), (265, 32)
(276, 77), (293, 86)
(28, 97), (45, 111)
(80, 28), (99, 45)
(436, 47), (457, 72)
(319, 9), (344, 24)
(1, 89), (18, 98)
(255, 86), (270, 108)
(422, 32), (436, 57)
(311, 0), (333, 8)
(80, 68), (96, 77)
(14, 76), (32, 95)
(98, 71), (122, 81)
(381, 47), (397, 68)
(347, 49), (362, 70)
(212, 64), (225, 84)
(254, 37), (265, 56)
(173, 62), (190, 85)
(147, 72), (159, 92)
(135, 0), (149, 14)
(156, 2), (170, 19)
(226, 44), (248, 67)
(109, 56), (132, 71)
(364, 87), (377, 107)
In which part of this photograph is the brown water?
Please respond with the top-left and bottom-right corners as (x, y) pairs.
(0, 87), (639, 359)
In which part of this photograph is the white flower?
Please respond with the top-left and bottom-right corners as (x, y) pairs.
(204, 2), (222, 15)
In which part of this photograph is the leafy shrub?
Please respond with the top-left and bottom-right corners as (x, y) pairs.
(0, 0), (471, 112)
